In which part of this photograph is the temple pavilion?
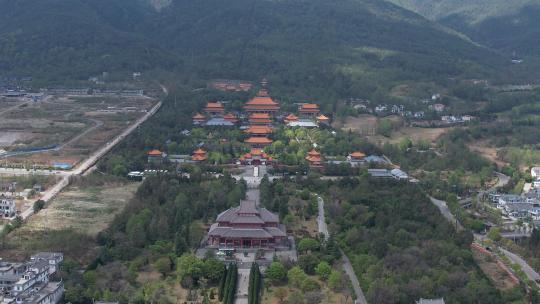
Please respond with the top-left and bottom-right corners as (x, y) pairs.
(305, 149), (323, 166)
(243, 89), (280, 115)
(192, 148), (208, 161)
(204, 101), (225, 116)
(248, 113), (272, 125)
(298, 103), (320, 118)
(207, 200), (287, 249)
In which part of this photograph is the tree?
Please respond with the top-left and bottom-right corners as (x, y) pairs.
(33, 199), (45, 213)
(203, 258), (225, 283)
(299, 254), (320, 275)
(297, 238), (319, 253)
(487, 227), (502, 242)
(305, 291), (323, 304)
(315, 261), (332, 280)
(176, 254), (204, 284)
(287, 266), (307, 288)
(154, 257), (171, 277)
(328, 270), (343, 291)
(265, 261), (287, 284)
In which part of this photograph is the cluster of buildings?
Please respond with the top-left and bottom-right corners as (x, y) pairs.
(490, 168), (540, 221)
(0, 252), (64, 304)
(441, 115), (475, 124)
(44, 88), (144, 97)
(368, 168), (410, 180)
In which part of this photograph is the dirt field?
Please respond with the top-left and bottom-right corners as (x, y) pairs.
(468, 141), (508, 168)
(0, 95), (156, 168)
(1, 180), (139, 263)
(472, 248), (518, 290)
(335, 115), (452, 145)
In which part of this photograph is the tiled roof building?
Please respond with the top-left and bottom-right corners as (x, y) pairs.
(305, 149), (323, 166)
(207, 200), (287, 249)
(244, 90), (280, 115)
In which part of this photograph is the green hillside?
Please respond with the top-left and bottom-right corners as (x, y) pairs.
(387, 0), (540, 56)
(0, 0), (511, 97)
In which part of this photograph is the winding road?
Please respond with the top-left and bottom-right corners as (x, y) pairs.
(316, 194), (368, 304)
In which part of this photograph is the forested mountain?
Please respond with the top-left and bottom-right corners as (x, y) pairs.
(0, 0), (511, 98)
(387, 0), (540, 56)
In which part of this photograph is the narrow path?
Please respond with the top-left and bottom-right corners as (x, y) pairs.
(429, 196), (464, 231)
(59, 118), (103, 150)
(234, 268), (250, 304)
(316, 195), (368, 304)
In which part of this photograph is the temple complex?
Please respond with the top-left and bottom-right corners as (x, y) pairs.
(206, 200), (287, 249)
(239, 149), (274, 166)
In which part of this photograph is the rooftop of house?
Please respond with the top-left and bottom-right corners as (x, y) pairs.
(245, 91), (279, 107)
(249, 113), (272, 119)
(317, 114), (329, 120)
(245, 125), (273, 134)
(287, 120), (318, 128)
(284, 113), (299, 121)
(204, 101), (225, 109)
(349, 151), (366, 158)
(192, 113), (206, 119)
(205, 117), (235, 126)
(299, 103), (320, 112)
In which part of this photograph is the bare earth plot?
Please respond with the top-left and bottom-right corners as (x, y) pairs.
(335, 115), (452, 145)
(472, 248), (518, 290)
(2, 180), (139, 263)
(468, 140), (508, 168)
(1, 95), (156, 167)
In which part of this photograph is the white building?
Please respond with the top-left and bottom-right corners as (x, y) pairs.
(531, 167), (540, 179)
(0, 194), (15, 218)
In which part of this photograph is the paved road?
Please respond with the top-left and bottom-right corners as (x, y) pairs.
(341, 249), (368, 304)
(500, 248), (540, 285)
(429, 196), (464, 231)
(316, 195), (329, 240)
(316, 195), (367, 304)
(234, 268), (250, 304)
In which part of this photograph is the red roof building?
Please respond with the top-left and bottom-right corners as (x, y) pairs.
(249, 113), (272, 125)
(298, 103), (320, 118)
(305, 149), (323, 166)
(147, 149), (164, 163)
(223, 113), (238, 124)
(239, 149), (274, 166)
(192, 113), (206, 125)
(192, 148), (208, 161)
(244, 90), (280, 114)
(204, 101), (225, 116)
(245, 136), (273, 148)
(206, 199), (287, 249)
(244, 125), (273, 136)
(316, 114), (330, 125)
(284, 113), (299, 124)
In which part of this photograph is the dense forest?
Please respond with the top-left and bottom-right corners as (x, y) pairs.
(287, 177), (525, 303)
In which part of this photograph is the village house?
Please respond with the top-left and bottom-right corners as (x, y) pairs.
(244, 125), (273, 137)
(305, 149), (323, 167)
(0, 194), (16, 218)
(0, 252), (64, 304)
(430, 103), (446, 112)
(206, 200), (287, 249)
(243, 89), (280, 115)
(531, 167), (540, 180)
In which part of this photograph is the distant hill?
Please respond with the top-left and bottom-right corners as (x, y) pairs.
(0, 0), (512, 98)
(387, 0), (540, 56)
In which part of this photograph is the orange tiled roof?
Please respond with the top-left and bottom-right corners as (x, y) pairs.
(245, 91), (279, 107)
(350, 151), (366, 158)
(193, 148), (206, 154)
(317, 114), (329, 120)
(148, 149), (162, 156)
(192, 154), (207, 161)
(204, 102), (225, 110)
(300, 103), (319, 110)
(249, 113), (271, 119)
(284, 113), (299, 121)
(307, 149), (320, 156)
(245, 137), (273, 144)
(245, 125), (273, 134)
(193, 113), (205, 119)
